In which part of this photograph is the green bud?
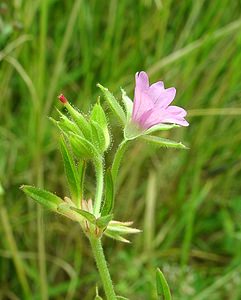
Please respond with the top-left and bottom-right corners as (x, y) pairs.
(65, 103), (92, 139)
(68, 133), (99, 160)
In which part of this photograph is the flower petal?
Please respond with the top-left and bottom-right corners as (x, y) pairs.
(153, 87), (176, 108)
(132, 88), (154, 122)
(165, 105), (187, 117)
(142, 107), (188, 128)
(135, 71), (149, 90)
(148, 81), (165, 103)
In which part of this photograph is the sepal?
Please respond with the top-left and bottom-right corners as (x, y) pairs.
(141, 135), (188, 149)
(69, 132), (100, 160)
(65, 102), (92, 139)
(90, 102), (110, 152)
(121, 88), (133, 121)
(144, 123), (180, 135)
(97, 83), (126, 125)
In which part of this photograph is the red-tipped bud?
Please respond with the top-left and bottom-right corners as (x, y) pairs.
(58, 93), (68, 104)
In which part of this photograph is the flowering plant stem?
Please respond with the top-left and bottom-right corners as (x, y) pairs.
(89, 237), (116, 299)
(93, 158), (104, 216)
(111, 139), (128, 185)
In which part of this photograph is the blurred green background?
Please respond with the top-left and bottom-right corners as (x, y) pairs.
(1, 0), (241, 299)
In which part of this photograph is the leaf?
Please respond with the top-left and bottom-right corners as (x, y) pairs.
(101, 169), (114, 216)
(107, 224), (141, 234)
(59, 137), (80, 205)
(156, 268), (172, 300)
(116, 296), (129, 300)
(121, 88), (133, 120)
(97, 83), (126, 125)
(21, 185), (62, 211)
(144, 124), (180, 135)
(70, 207), (96, 225)
(104, 230), (130, 243)
(141, 135), (188, 149)
(96, 214), (113, 229)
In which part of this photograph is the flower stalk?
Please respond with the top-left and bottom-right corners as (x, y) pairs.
(89, 237), (116, 300)
(111, 140), (128, 186)
(93, 158), (104, 217)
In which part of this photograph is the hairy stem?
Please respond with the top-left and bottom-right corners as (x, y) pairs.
(93, 159), (104, 216)
(89, 237), (116, 299)
(111, 140), (128, 186)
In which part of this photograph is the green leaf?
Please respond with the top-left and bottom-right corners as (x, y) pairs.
(65, 102), (92, 139)
(60, 137), (80, 205)
(121, 88), (133, 121)
(91, 102), (110, 151)
(107, 223), (141, 234)
(70, 207), (96, 224)
(156, 268), (172, 300)
(104, 230), (130, 243)
(141, 135), (187, 149)
(21, 185), (62, 211)
(97, 83), (126, 125)
(116, 296), (129, 300)
(144, 124), (180, 135)
(69, 133), (99, 160)
(96, 214), (113, 229)
(101, 169), (114, 216)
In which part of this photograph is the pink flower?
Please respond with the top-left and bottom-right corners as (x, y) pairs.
(132, 71), (189, 129)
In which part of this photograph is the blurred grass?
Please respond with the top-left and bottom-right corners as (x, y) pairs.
(1, 0), (241, 299)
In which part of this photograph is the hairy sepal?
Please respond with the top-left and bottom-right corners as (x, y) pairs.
(97, 83), (126, 125)
(141, 135), (188, 149)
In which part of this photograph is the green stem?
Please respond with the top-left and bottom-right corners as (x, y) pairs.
(111, 140), (128, 185)
(93, 159), (104, 216)
(89, 237), (116, 300)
